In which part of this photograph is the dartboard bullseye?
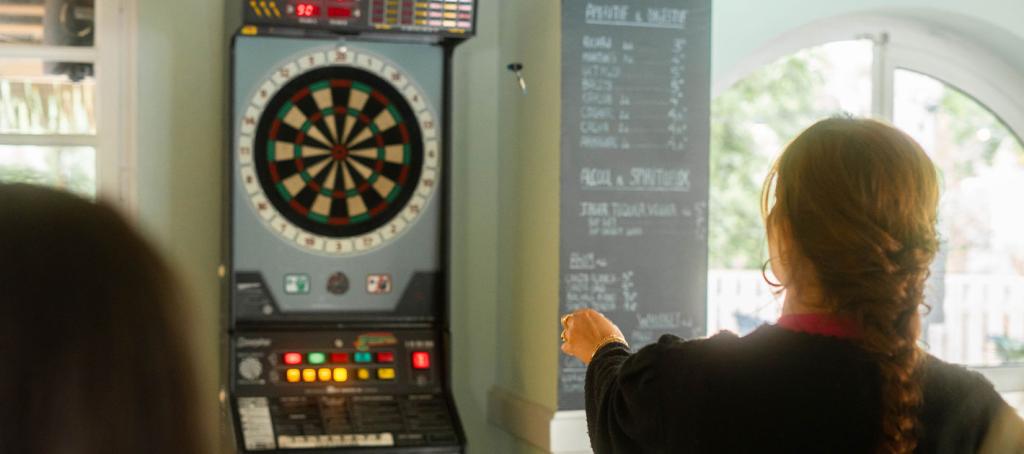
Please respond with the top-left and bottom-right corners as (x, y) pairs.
(236, 47), (440, 255)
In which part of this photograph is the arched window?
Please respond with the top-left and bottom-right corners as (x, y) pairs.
(707, 18), (1024, 412)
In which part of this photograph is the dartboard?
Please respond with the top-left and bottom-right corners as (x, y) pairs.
(237, 47), (439, 255)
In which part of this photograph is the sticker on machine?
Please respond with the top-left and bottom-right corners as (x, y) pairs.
(366, 274), (393, 294)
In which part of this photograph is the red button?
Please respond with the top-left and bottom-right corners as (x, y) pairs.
(283, 352), (303, 365)
(376, 351), (395, 363)
(411, 351), (430, 369)
(329, 352), (350, 364)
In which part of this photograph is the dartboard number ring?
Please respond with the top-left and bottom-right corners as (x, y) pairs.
(237, 47), (440, 256)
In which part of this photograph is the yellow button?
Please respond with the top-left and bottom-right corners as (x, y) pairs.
(318, 368), (332, 382)
(333, 368), (348, 382)
(377, 368), (396, 380)
(302, 368), (317, 382)
(444, 4), (458, 10)
(357, 368), (371, 380)
(286, 368), (301, 383)
(444, 12), (456, 18)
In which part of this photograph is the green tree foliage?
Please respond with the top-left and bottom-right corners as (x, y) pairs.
(709, 48), (834, 269)
(0, 156), (94, 197)
(0, 165), (52, 187)
(938, 85), (1024, 180)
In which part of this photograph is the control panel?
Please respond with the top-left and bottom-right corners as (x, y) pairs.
(231, 329), (459, 451)
(243, 0), (476, 38)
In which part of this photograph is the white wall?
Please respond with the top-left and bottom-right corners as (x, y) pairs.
(135, 0), (229, 450)
(449, 0), (522, 451)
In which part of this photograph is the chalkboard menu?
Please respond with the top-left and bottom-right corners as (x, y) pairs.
(559, 0), (711, 410)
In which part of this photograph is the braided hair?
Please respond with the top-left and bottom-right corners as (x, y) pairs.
(763, 118), (940, 453)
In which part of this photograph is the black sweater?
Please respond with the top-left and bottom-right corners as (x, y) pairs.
(585, 324), (1009, 453)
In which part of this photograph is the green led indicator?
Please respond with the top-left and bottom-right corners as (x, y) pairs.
(354, 352), (372, 363)
(307, 352), (326, 365)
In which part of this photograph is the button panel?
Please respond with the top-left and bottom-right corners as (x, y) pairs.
(233, 330), (454, 450)
(263, 345), (423, 385)
(234, 330), (441, 389)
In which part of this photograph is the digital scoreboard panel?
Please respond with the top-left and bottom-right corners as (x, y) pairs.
(244, 0), (476, 38)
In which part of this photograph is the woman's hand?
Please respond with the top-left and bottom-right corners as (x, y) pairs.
(560, 309), (627, 365)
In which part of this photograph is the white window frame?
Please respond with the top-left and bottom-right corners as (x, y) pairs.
(0, 0), (138, 212)
(714, 13), (1024, 393)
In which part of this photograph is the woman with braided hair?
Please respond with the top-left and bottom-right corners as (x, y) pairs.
(560, 118), (1024, 453)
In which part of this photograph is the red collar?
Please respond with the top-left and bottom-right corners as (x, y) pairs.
(776, 313), (862, 339)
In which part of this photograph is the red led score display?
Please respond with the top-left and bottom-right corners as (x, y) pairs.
(295, 3), (320, 17)
(294, 2), (353, 19)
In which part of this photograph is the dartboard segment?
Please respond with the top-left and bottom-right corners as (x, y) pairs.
(239, 51), (436, 255)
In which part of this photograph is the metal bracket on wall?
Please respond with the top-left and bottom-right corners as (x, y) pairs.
(507, 62), (527, 95)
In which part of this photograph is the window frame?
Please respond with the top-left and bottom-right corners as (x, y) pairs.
(713, 13), (1024, 392)
(95, 0), (139, 213)
(0, 0), (138, 211)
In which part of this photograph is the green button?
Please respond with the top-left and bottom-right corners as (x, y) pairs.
(354, 352), (372, 363)
(307, 352), (326, 365)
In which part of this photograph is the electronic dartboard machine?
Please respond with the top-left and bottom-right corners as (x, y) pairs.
(227, 1), (474, 452)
